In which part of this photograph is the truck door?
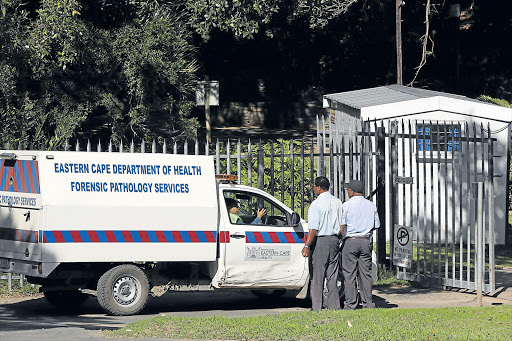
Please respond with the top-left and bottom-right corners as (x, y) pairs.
(219, 189), (308, 288)
(0, 153), (42, 274)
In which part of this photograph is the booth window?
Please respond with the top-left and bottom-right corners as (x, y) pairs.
(417, 123), (461, 152)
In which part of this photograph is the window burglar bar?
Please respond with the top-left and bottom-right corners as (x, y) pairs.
(417, 123), (461, 152)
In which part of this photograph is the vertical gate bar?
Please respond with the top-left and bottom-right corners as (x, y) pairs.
(323, 115), (327, 177)
(340, 131), (346, 202)
(205, 140), (209, 157)
(401, 120), (406, 228)
(476, 182), (483, 305)
(429, 121), (435, 280)
(310, 139), (315, 205)
(368, 120), (374, 201)
(436, 123), (442, 279)
(163, 140), (167, 154)
(270, 141), (275, 197)
(301, 137), (305, 218)
(329, 135), (334, 193)
(248, 139), (252, 187)
(376, 123), (386, 265)
(471, 123), (478, 284)
(237, 139), (241, 184)
(215, 139), (220, 175)
(465, 122), (471, 285)
(444, 124), (449, 283)
(332, 122), (338, 197)
(226, 139), (231, 175)
(195, 139), (199, 155)
(421, 121), (427, 276)
(458, 123), (463, 285)
(184, 139), (188, 155)
(407, 120), (414, 277)
(280, 140), (285, 203)
(360, 120), (366, 188)
(488, 123), (495, 292)
(451, 122), (456, 284)
(316, 116), (321, 175)
(398, 120), (405, 278)
(415, 121), (421, 278)
(349, 137), (354, 182)
(291, 139), (295, 210)
(258, 140), (264, 191)
(480, 124), (486, 269)
(390, 120), (398, 269)
(328, 119), (334, 188)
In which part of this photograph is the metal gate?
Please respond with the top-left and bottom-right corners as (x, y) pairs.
(326, 116), (496, 294)
(389, 120), (495, 294)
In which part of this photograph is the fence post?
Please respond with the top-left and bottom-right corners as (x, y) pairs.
(376, 125), (387, 266)
(257, 140), (264, 190)
(476, 181), (484, 306)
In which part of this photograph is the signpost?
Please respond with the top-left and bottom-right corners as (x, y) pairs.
(393, 224), (413, 268)
(196, 78), (219, 143)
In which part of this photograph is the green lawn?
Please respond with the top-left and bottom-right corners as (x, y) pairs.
(104, 305), (512, 340)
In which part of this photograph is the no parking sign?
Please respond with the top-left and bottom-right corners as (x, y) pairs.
(393, 225), (413, 268)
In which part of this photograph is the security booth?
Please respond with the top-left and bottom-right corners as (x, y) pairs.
(322, 84), (512, 293)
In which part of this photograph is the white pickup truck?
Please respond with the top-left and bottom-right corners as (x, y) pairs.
(0, 150), (311, 315)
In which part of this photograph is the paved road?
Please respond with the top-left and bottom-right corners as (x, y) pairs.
(0, 290), (310, 340)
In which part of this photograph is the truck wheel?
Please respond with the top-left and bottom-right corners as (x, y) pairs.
(250, 289), (286, 299)
(44, 290), (89, 310)
(97, 264), (149, 316)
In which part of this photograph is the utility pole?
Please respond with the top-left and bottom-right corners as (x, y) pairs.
(196, 78), (219, 144)
(396, 0), (403, 85)
(204, 76), (211, 144)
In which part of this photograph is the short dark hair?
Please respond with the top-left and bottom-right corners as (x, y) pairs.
(225, 198), (238, 210)
(314, 176), (330, 191)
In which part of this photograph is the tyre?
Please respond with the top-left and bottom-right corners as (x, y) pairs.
(97, 264), (149, 316)
(44, 290), (89, 310)
(250, 289), (287, 298)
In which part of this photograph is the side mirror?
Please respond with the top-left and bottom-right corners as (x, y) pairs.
(291, 212), (301, 226)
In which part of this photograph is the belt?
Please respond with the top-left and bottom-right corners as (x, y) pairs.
(318, 235), (338, 237)
(346, 236), (369, 240)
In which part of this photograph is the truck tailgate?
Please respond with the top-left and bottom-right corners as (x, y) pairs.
(0, 152), (42, 275)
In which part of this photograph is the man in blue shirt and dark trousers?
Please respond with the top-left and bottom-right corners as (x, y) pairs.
(302, 176), (343, 311)
(341, 179), (380, 309)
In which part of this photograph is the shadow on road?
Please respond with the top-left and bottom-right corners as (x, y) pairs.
(0, 291), (310, 332)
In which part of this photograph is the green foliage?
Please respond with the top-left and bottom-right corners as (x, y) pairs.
(149, 0), (358, 40)
(0, 0), (198, 149)
(0, 277), (41, 297)
(477, 95), (512, 108)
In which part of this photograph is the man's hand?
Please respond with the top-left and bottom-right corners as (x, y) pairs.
(256, 208), (266, 218)
(302, 246), (310, 257)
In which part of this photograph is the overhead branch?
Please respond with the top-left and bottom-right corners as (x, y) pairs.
(408, 0), (435, 87)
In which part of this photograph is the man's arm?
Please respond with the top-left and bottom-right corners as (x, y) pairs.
(301, 229), (317, 257)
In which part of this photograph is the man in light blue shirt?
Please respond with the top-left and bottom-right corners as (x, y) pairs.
(341, 179), (380, 309)
(302, 176), (343, 311)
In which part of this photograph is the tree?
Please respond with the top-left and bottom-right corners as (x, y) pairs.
(0, 0), (199, 149)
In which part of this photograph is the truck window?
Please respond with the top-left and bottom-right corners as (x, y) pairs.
(223, 191), (290, 226)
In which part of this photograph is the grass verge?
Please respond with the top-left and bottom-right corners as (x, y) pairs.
(104, 305), (512, 340)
